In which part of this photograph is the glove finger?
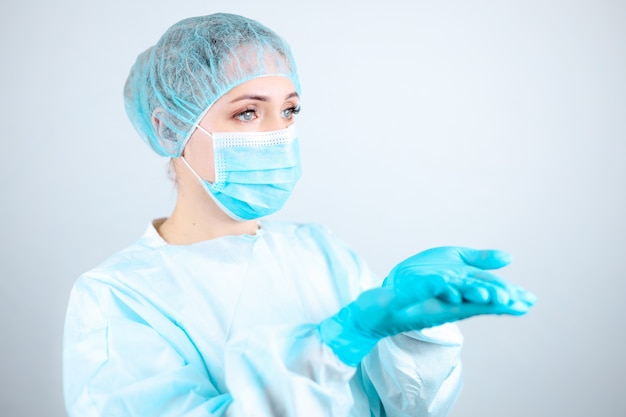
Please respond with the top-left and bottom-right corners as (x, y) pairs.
(459, 284), (491, 304)
(436, 285), (463, 305)
(432, 268), (517, 307)
(473, 277), (536, 307)
(468, 269), (512, 290)
(492, 299), (534, 316)
(509, 285), (538, 306)
(463, 272), (518, 306)
(396, 296), (535, 332)
(458, 248), (512, 270)
(419, 298), (533, 320)
(459, 278), (515, 305)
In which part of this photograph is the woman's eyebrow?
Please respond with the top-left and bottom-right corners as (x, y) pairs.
(229, 94), (269, 103)
(229, 91), (299, 103)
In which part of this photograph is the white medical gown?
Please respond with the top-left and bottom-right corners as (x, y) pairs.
(63, 221), (463, 417)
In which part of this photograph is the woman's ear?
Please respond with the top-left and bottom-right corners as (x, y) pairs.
(151, 108), (179, 155)
(151, 107), (172, 138)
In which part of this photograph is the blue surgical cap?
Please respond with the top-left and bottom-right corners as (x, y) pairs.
(124, 13), (301, 157)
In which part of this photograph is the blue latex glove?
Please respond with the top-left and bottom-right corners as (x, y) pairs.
(319, 247), (537, 366)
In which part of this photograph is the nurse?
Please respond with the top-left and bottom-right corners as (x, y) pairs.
(63, 13), (536, 417)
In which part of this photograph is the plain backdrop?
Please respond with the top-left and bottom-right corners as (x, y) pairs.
(1, 0), (624, 416)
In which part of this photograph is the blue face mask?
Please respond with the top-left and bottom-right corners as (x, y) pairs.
(181, 124), (301, 221)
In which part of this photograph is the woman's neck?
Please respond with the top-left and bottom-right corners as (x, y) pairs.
(157, 173), (259, 245)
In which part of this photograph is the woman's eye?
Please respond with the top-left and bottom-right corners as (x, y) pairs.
(282, 106), (301, 119)
(235, 109), (256, 122)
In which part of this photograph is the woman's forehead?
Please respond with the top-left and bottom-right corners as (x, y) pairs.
(218, 76), (298, 104)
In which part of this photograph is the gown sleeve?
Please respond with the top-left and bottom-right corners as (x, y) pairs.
(64, 276), (234, 417)
(360, 325), (464, 417)
(63, 274), (359, 417)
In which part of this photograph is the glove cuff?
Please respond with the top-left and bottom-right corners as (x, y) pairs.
(318, 308), (380, 367)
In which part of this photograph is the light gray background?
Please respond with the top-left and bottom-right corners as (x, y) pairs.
(1, 0), (624, 416)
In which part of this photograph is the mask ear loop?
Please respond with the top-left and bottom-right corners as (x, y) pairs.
(179, 155), (206, 184)
(195, 124), (213, 137)
(180, 124), (216, 185)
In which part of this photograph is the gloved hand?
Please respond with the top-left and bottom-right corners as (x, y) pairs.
(319, 247), (537, 366)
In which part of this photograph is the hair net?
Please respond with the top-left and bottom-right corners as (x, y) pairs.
(124, 13), (301, 157)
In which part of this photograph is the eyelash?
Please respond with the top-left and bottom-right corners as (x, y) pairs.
(235, 109), (256, 122)
(234, 105), (302, 122)
(283, 106), (301, 118)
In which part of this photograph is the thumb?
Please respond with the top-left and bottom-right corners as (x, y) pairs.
(458, 248), (512, 270)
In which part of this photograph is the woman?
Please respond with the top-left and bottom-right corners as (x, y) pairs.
(63, 13), (535, 417)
